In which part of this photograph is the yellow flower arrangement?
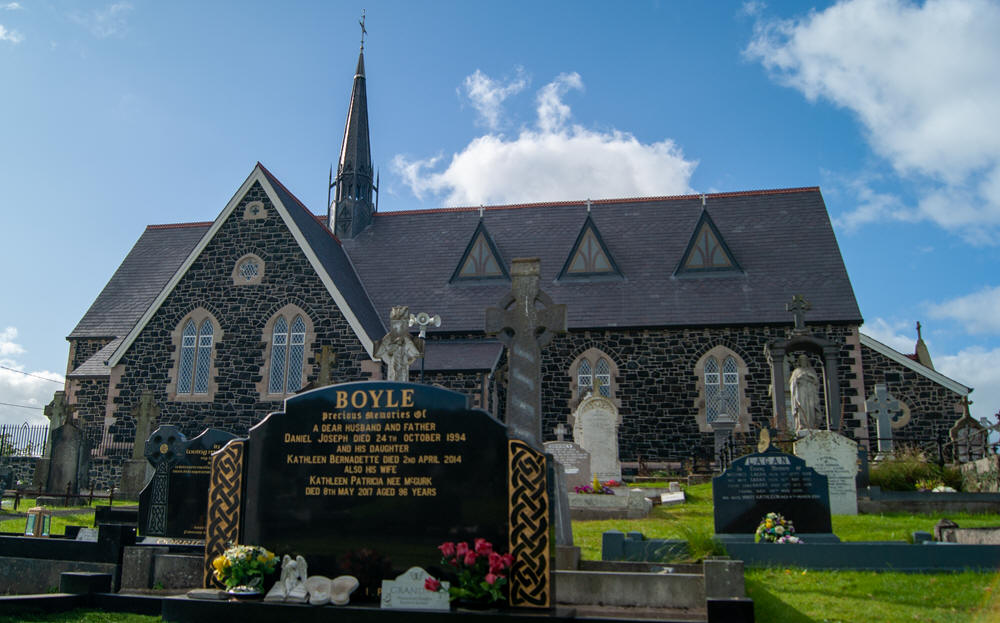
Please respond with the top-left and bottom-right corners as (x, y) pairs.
(212, 544), (277, 590)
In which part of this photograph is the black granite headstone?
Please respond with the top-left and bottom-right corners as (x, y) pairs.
(241, 382), (509, 599)
(713, 444), (832, 535)
(138, 426), (237, 538)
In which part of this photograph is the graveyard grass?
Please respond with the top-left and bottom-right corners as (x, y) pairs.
(573, 483), (1000, 622)
(0, 611), (158, 623)
(0, 497), (136, 535)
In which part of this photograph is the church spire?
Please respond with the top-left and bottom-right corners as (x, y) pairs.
(329, 13), (377, 238)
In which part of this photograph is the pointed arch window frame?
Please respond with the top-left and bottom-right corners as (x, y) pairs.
(257, 304), (317, 400)
(674, 211), (742, 276)
(450, 220), (511, 283)
(166, 308), (222, 402)
(557, 214), (623, 282)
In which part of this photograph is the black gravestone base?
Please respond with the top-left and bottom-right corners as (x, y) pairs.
(713, 445), (833, 537)
(160, 597), (702, 623)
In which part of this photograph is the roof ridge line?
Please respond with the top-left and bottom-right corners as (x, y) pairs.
(376, 186), (822, 216)
(146, 221), (214, 230)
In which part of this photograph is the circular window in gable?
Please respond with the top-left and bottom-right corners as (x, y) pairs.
(232, 253), (265, 285)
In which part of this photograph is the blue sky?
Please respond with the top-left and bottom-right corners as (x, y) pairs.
(2, 0), (999, 427)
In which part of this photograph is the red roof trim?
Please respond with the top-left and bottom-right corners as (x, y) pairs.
(376, 186), (822, 217)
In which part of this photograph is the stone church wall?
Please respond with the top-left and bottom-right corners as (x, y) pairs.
(68, 338), (112, 372)
(92, 182), (373, 480)
(860, 344), (964, 450)
(535, 323), (863, 463)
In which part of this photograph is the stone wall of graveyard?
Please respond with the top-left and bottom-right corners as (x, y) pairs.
(87, 458), (122, 492)
(859, 343), (964, 450)
(529, 323), (865, 463)
(92, 181), (374, 465)
(0, 456), (38, 488)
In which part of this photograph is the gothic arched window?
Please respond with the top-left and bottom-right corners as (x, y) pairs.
(694, 346), (750, 432)
(568, 348), (620, 410)
(168, 309), (221, 401)
(260, 306), (314, 398)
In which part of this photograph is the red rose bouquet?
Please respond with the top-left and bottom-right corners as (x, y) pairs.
(427, 538), (513, 604)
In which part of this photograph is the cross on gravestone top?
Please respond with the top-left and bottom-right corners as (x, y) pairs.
(44, 391), (74, 430)
(130, 390), (160, 460)
(554, 423), (567, 441)
(786, 294), (811, 333)
(485, 258), (567, 449)
(373, 306), (425, 382)
(866, 383), (902, 455)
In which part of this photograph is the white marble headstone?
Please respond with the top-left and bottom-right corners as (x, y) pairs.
(572, 395), (622, 482)
(793, 430), (858, 515)
(380, 566), (450, 611)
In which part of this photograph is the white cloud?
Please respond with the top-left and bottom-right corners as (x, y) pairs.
(861, 317), (915, 354)
(927, 285), (1000, 334)
(0, 23), (23, 44)
(741, 1), (768, 17)
(3, 2), (21, 10)
(461, 68), (528, 130)
(746, 0), (1000, 240)
(0, 328), (64, 427)
(393, 71), (697, 206)
(829, 173), (916, 230)
(936, 346), (1000, 423)
(71, 2), (132, 38)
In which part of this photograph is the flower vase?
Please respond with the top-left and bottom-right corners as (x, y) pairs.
(227, 585), (263, 599)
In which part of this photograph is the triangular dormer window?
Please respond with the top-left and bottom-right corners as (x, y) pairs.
(676, 211), (741, 275)
(451, 222), (509, 282)
(559, 215), (622, 280)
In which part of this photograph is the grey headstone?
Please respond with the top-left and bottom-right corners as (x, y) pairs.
(544, 440), (592, 491)
(571, 395), (622, 482)
(794, 430), (859, 515)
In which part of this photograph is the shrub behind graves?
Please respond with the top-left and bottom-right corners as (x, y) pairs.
(869, 447), (962, 491)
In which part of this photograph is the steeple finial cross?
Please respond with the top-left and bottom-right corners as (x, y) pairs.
(916, 321), (923, 341)
(359, 10), (367, 50)
(786, 294), (811, 333)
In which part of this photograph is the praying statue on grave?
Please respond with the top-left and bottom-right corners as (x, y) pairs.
(373, 306), (424, 382)
(790, 354), (822, 431)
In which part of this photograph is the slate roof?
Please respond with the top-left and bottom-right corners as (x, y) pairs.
(412, 341), (504, 372)
(341, 187), (863, 332)
(71, 182), (862, 361)
(69, 222), (209, 338)
(68, 337), (124, 378)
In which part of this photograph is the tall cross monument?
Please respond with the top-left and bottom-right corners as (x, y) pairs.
(486, 258), (567, 449)
(865, 383), (902, 456)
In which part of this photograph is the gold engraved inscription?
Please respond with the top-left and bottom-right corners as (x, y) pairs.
(280, 392), (468, 499)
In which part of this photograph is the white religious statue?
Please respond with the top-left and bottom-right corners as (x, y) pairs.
(373, 306), (424, 382)
(790, 354), (823, 432)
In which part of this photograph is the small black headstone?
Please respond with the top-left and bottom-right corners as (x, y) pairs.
(241, 382), (509, 600)
(713, 444), (832, 535)
(138, 426), (236, 538)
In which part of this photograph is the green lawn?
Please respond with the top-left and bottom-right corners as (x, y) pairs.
(4, 485), (1000, 622)
(0, 497), (137, 535)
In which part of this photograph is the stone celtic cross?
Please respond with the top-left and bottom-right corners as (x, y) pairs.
(866, 383), (902, 455)
(486, 258), (567, 449)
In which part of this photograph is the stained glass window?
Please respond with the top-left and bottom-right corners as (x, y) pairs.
(269, 316), (288, 394)
(268, 313), (310, 395)
(595, 357), (611, 397)
(177, 320), (197, 394)
(578, 359), (593, 396)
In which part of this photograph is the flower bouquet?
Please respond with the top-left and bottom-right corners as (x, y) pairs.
(426, 538), (513, 606)
(574, 476), (616, 495)
(754, 512), (803, 544)
(211, 544), (278, 593)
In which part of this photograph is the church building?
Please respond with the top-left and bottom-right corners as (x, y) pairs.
(63, 47), (972, 489)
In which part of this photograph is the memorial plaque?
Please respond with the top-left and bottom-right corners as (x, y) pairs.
(138, 426), (237, 538)
(544, 441), (591, 491)
(380, 566), (450, 611)
(713, 444), (832, 535)
(242, 382), (509, 600)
